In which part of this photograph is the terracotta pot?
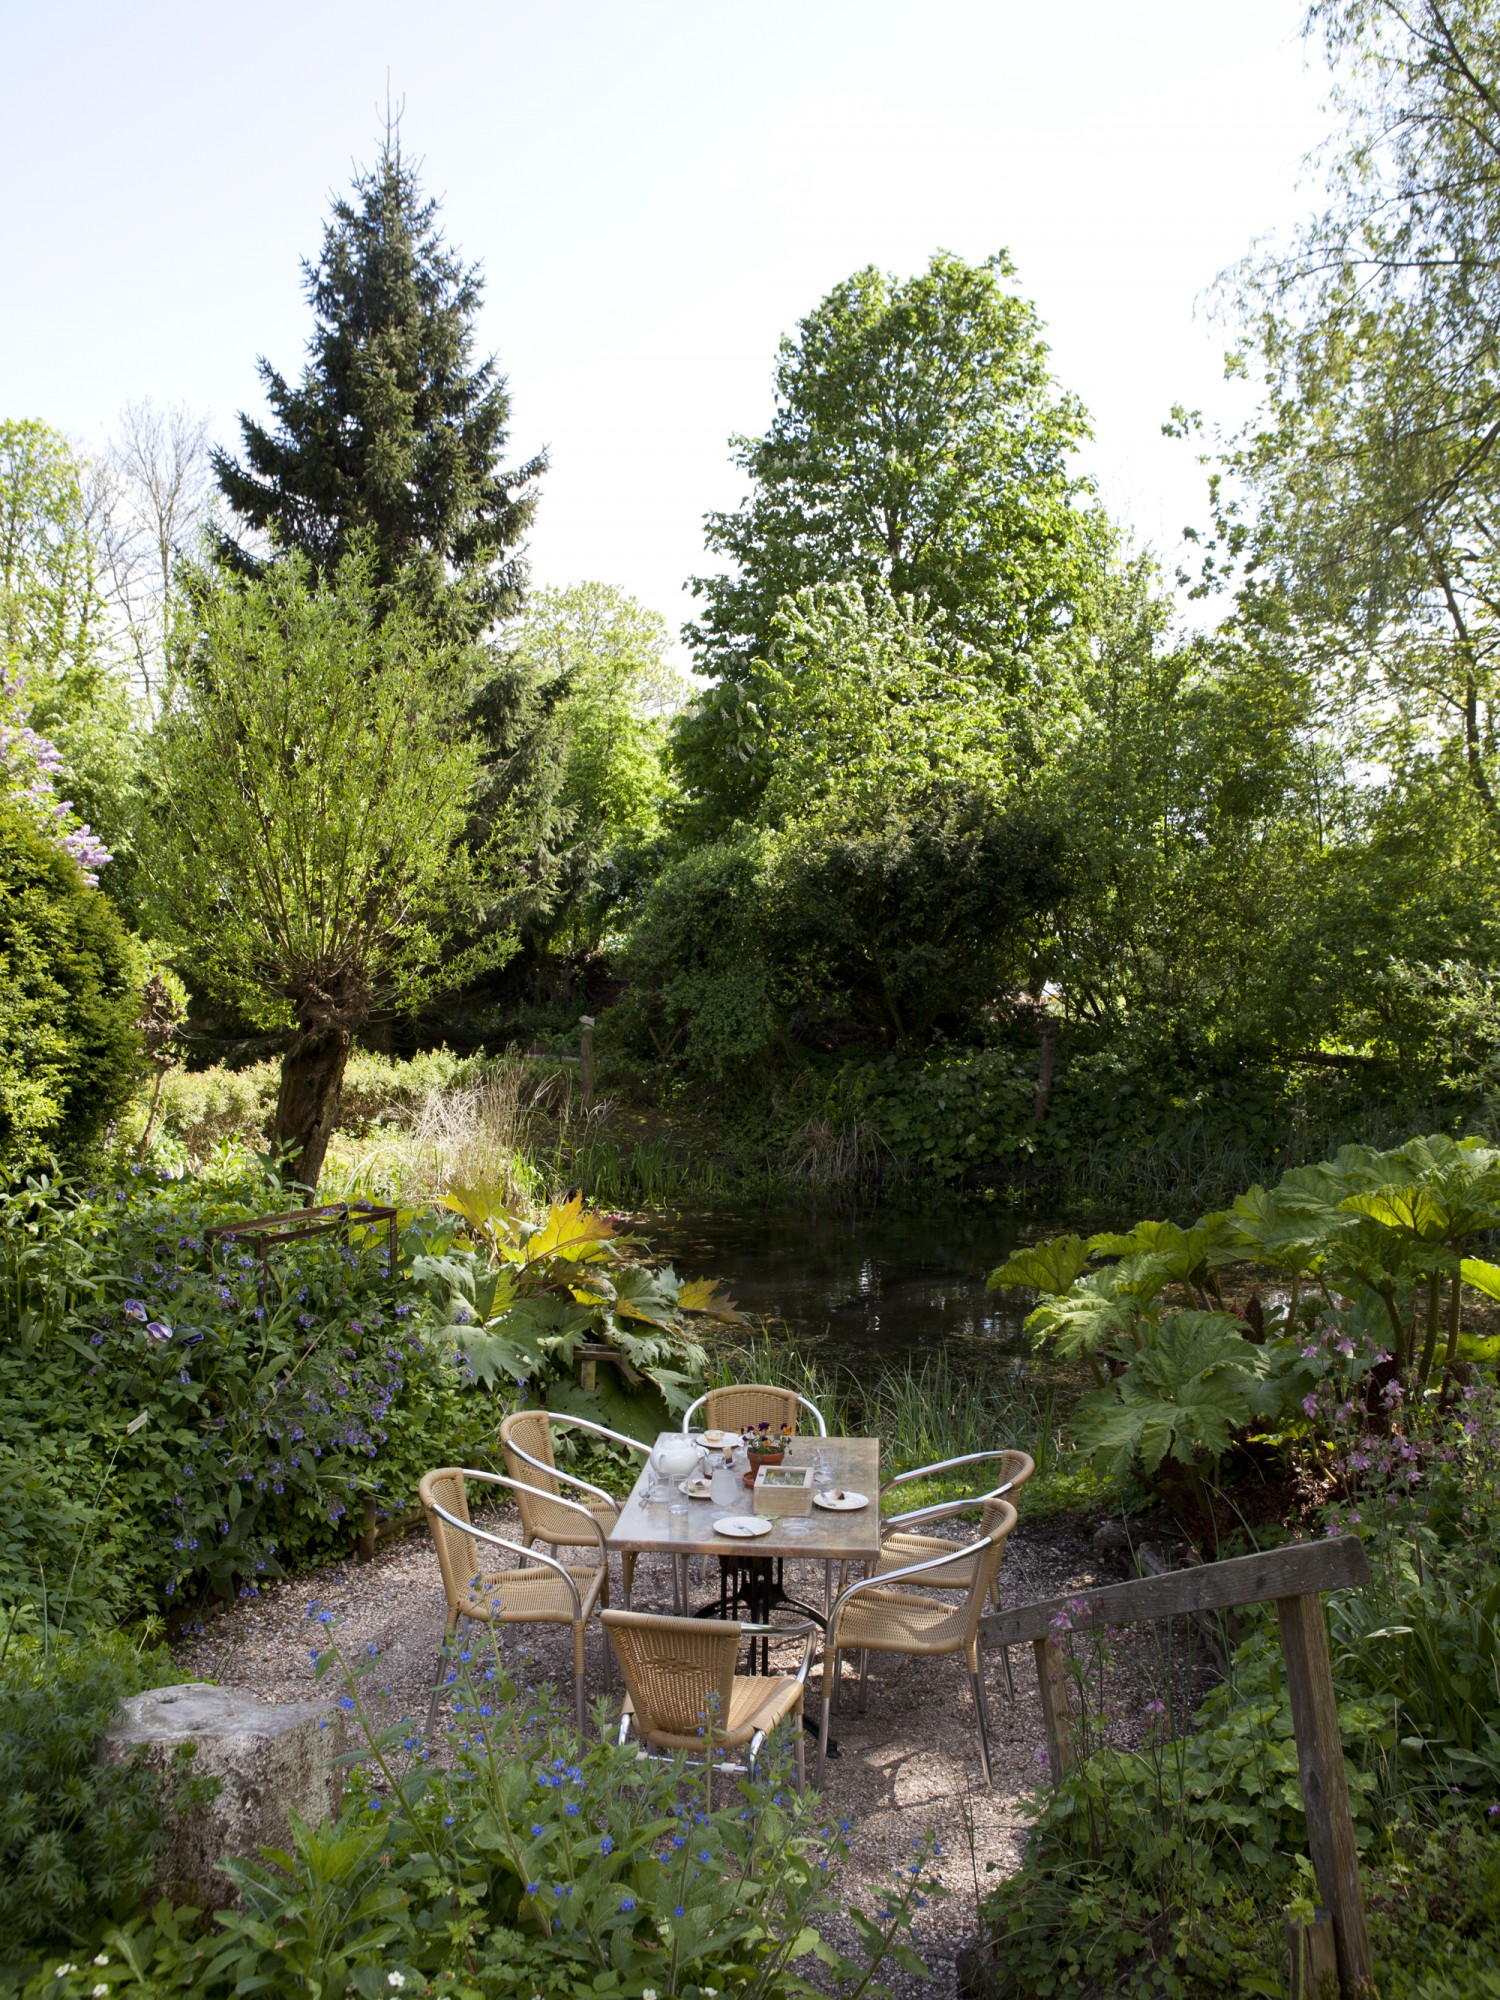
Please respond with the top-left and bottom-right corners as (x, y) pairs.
(743, 1449), (785, 1489)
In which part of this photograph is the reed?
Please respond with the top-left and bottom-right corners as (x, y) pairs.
(704, 1328), (1103, 1516)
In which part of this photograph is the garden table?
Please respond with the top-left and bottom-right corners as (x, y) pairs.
(607, 1433), (882, 1668)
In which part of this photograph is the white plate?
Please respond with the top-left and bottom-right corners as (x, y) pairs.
(679, 1478), (715, 1500)
(699, 1430), (741, 1451)
(713, 1514), (773, 1538)
(812, 1490), (869, 1511)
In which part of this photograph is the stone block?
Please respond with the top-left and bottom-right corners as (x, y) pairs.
(100, 1683), (342, 1909)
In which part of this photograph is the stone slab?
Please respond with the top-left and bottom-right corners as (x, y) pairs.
(100, 1682), (342, 1909)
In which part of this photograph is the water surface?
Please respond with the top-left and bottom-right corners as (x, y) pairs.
(644, 1202), (1077, 1374)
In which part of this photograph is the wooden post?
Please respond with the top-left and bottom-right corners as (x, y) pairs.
(1285, 1907), (1338, 1998)
(579, 1015), (596, 1107)
(1276, 1592), (1374, 1996)
(1033, 1636), (1074, 1779)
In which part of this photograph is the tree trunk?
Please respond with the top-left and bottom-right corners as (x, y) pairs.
(274, 1026), (351, 1193)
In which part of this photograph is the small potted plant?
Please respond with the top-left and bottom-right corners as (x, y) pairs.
(743, 1421), (793, 1487)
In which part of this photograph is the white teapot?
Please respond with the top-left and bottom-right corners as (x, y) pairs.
(649, 1437), (703, 1488)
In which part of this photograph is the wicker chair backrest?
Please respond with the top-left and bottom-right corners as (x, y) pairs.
(602, 1610), (740, 1750)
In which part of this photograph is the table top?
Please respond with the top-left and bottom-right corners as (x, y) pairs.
(607, 1434), (883, 1563)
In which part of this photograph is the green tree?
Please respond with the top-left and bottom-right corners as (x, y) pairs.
(0, 419), (140, 908)
(679, 251), (1111, 830)
(0, 796), (139, 1172)
(140, 550), (504, 1188)
(1214, 1), (1500, 827)
(615, 586), (1068, 1066)
(213, 137), (544, 639)
(517, 583), (682, 866)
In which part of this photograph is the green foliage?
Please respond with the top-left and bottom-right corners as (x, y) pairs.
(32, 1634), (939, 1997)
(684, 248), (1107, 718)
(0, 1631), (213, 1968)
(0, 1168), (493, 1615)
(213, 139), (544, 639)
(141, 549), (507, 1185)
(415, 1188), (737, 1440)
(975, 1368), (1500, 1996)
(0, 799), (140, 1172)
(615, 593), (1068, 1071)
(1070, 1313), (1272, 1478)
(0, 1160), (716, 1618)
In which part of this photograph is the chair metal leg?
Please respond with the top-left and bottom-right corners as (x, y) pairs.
(573, 1624), (586, 1735)
(747, 1727), (767, 1780)
(969, 1662), (994, 1790)
(425, 1616), (460, 1737)
(817, 1652), (837, 1780)
(857, 1649), (870, 1714)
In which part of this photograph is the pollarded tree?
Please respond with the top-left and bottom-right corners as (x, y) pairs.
(213, 137), (544, 639)
(140, 549), (507, 1189)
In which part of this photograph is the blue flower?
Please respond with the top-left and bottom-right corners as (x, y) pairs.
(599, 1834), (613, 1855)
(619, 1896), (635, 1913)
(565, 1801), (579, 1817)
(674, 1904), (686, 1918)
(531, 1823), (545, 1836)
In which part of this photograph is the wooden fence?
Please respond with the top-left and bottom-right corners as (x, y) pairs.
(978, 1537), (1374, 1998)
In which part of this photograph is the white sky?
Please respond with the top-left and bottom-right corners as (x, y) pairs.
(2, 1), (1333, 648)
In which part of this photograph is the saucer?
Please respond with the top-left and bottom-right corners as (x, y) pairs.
(699, 1429), (742, 1451)
(679, 1477), (715, 1500)
(812, 1489), (868, 1511)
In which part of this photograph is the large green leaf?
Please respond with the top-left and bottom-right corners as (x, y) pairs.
(1027, 1270), (1138, 1357)
(987, 1234), (1091, 1297)
(1072, 1310), (1267, 1476)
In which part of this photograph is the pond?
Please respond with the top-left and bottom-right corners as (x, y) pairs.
(643, 1200), (1078, 1375)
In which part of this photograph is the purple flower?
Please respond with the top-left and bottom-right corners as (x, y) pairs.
(1302, 1394), (1319, 1418)
(123, 1300), (147, 1322)
(146, 1320), (172, 1342)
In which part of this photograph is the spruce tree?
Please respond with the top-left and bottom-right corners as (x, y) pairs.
(213, 137), (544, 636)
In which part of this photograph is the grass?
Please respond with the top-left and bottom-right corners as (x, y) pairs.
(705, 1331), (1110, 1523)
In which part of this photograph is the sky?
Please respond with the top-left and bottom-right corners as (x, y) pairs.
(2, 1), (1334, 648)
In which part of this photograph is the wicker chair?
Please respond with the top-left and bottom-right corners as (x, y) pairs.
(680, 1384), (828, 1438)
(816, 1500), (1019, 1788)
(499, 1409), (645, 1606)
(602, 1608), (817, 1791)
(871, 1449), (1033, 1697)
(419, 1467), (608, 1735)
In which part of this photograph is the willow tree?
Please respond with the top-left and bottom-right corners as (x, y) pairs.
(142, 550), (504, 1187)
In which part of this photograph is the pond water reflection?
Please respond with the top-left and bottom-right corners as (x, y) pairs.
(642, 1202), (1081, 1374)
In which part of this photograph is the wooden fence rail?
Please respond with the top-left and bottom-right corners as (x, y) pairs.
(978, 1535), (1374, 1999)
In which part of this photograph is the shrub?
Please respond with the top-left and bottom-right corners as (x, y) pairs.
(33, 1630), (940, 1998)
(0, 1167), (497, 1615)
(0, 799), (139, 1172)
(0, 1631), (213, 1971)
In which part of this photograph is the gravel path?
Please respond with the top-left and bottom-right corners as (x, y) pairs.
(173, 1511), (1187, 1996)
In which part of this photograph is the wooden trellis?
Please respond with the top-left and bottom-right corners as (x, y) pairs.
(979, 1536), (1374, 1998)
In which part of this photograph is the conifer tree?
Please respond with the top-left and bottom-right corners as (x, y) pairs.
(213, 135), (544, 637)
